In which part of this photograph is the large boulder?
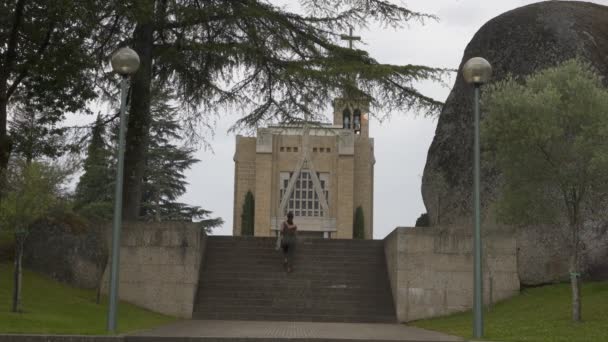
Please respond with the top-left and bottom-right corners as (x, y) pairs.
(421, 1), (608, 285)
(23, 216), (108, 289)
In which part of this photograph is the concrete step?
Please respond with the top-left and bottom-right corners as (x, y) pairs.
(199, 273), (386, 280)
(197, 281), (392, 291)
(194, 237), (396, 323)
(194, 301), (395, 312)
(204, 250), (386, 258)
(194, 301), (395, 313)
(191, 312), (397, 323)
(194, 294), (394, 304)
(202, 260), (387, 269)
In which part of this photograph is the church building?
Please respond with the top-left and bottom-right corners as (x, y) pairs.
(232, 95), (375, 239)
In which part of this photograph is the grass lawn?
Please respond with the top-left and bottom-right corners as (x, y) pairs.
(0, 263), (176, 335)
(411, 281), (608, 342)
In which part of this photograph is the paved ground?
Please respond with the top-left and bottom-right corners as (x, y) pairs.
(130, 320), (464, 341)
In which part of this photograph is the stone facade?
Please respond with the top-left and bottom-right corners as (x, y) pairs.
(384, 226), (519, 322)
(101, 222), (206, 318)
(233, 97), (375, 239)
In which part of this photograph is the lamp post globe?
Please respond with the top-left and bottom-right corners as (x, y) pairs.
(463, 57), (492, 85)
(111, 47), (140, 75)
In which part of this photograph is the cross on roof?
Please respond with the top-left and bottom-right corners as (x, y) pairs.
(340, 27), (361, 49)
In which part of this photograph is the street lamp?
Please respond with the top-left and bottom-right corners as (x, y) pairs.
(462, 56), (492, 339)
(107, 47), (140, 333)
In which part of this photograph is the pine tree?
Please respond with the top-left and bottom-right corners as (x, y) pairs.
(9, 104), (69, 164)
(241, 191), (255, 236)
(139, 86), (222, 227)
(74, 90), (223, 228)
(94, 0), (448, 220)
(140, 87), (198, 221)
(353, 206), (365, 239)
(74, 115), (113, 219)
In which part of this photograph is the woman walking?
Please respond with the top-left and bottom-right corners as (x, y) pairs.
(281, 212), (297, 273)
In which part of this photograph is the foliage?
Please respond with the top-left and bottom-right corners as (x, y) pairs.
(241, 191), (255, 236)
(0, 231), (14, 262)
(0, 161), (62, 233)
(8, 105), (70, 163)
(93, 0), (448, 219)
(140, 87), (202, 222)
(482, 59), (608, 321)
(73, 90), (223, 229)
(412, 281), (608, 342)
(148, 202), (224, 233)
(415, 213), (430, 227)
(483, 59), (608, 226)
(0, 160), (65, 312)
(0, 0), (101, 173)
(74, 115), (113, 214)
(76, 201), (114, 223)
(0, 263), (176, 334)
(353, 206), (364, 239)
(107, 0), (447, 126)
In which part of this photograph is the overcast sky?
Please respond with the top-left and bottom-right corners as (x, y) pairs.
(84, 0), (608, 239)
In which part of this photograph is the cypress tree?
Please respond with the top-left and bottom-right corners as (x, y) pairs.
(74, 115), (113, 217)
(353, 206), (365, 239)
(241, 191), (255, 236)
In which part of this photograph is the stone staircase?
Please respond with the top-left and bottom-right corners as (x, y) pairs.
(192, 236), (396, 323)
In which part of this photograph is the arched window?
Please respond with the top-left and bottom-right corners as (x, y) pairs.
(353, 109), (362, 133)
(342, 108), (351, 129)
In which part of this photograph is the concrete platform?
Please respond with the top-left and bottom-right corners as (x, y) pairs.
(129, 320), (464, 341)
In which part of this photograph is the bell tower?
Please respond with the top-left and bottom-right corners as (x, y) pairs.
(332, 28), (370, 137)
(333, 99), (370, 137)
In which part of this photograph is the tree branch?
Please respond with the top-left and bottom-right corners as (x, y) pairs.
(6, 22), (57, 99)
(0, 0), (26, 95)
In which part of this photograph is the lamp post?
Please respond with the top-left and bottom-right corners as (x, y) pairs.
(107, 47), (140, 333)
(462, 56), (492, 339)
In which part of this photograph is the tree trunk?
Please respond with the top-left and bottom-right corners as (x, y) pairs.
(0, 97), (11, 189)
(569, 220), (582, 322)
(122, 9), (155, 221)
(0, 0), (25, 187)
(11, 234), (24, 313)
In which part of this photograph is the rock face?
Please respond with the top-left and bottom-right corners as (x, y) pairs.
(421, 1), (608, 285)
(23, 219), (108, 289)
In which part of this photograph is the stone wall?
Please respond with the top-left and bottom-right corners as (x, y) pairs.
(24, 219), (107, 290)
(101, 222), (206, 318)
(384, 226), (519, 322)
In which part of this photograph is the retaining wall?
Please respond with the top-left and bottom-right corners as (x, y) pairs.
(384, 226), (519, 322)
(101, 222), (206, 318)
